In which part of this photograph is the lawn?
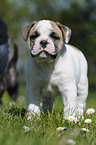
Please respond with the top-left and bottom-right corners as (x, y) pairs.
(0, 83), (96, 145)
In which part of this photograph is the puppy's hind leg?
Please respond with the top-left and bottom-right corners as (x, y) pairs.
(41, 96), (55, 114)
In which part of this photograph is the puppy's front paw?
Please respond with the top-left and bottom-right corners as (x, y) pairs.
(27, 104), (40, 120)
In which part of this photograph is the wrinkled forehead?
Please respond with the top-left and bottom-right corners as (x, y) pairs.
(33, 20), (62, 36)
(35, 20), (53, 34)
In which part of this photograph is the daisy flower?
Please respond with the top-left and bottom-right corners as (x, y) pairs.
(56, 127), (69, 131)
(67, 139), (76, 145)
(67, 116), (78, 123)
(81, 128), (90, 132)
(23, 126), (29, 131)
(23, 124), (36, 133)
(84, 119), (92, 123)
(86, 108), (95, 115)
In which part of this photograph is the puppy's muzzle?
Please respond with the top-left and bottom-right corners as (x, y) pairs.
(31, 49), (57, 61)
(31, 38), (58, 61)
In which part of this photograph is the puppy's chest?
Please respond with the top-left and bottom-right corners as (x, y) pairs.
(38, 72), (60, 97)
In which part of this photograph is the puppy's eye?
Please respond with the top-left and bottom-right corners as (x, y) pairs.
(50, 32), (60, 40)
(30, 31), (40, 40)
(30, 34), (37, 40)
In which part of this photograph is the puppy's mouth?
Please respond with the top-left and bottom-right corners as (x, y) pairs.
(31, 50), (57, 61)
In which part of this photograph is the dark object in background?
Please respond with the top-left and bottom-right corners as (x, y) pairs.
(0, 16), (9, 78)
(0, 16), (8, 45)
(0, 17), (19, 104)
(0, 40), (19, 104)
(0, 42), (9, 78)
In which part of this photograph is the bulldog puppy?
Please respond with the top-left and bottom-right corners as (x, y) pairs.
(22, 20), (88, 119)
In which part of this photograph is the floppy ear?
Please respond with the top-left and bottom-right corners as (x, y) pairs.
(56, 22), (71, 43)
(22, 21), (37, 41)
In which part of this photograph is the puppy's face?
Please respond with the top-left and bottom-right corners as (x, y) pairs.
(22, 20), (71, 62)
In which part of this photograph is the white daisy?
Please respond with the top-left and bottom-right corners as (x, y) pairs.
(23, 126), (29, 131)
(56, 127), (69, 131)
(67, 139), (76, 144)
(86, 108), (95, 115)
(67, 116), (77, 123)
(81, 128), (90, 132)
(23, 124), (36, 133)
(84, 119), (92, 123)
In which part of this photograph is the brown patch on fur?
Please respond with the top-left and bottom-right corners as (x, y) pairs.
(50, 21), (64, 52)
(22, 21), (37, 42)
(56, 22), (71, 43)
(27, 22), (40, 49)
(50, 21), (63, 39)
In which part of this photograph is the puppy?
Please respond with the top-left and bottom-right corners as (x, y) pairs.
(0, 40), (19, 104)
(22, 20), (88, 119)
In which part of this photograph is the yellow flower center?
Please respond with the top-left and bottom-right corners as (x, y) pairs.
(70, 117), (73, 120)
(59, 128), (62, 131)
(25, 127), (28, 129)
(89, 110), (92, 112)
(87, 120), (90, 122)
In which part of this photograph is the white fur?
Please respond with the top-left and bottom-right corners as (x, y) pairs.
(26, 44), (88, 118)
(25, 21), (88, 119)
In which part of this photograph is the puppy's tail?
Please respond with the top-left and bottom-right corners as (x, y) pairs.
(9, 40), (18, 67)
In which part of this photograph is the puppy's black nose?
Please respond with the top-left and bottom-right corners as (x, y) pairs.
(40, 40), (48, 48)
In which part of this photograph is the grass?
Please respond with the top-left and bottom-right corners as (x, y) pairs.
(0, 83), (96, 145)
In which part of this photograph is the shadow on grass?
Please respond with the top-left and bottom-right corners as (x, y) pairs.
(8, 106), (27, 118)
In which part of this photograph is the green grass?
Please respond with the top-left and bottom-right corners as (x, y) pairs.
(0, 84), (96, 145)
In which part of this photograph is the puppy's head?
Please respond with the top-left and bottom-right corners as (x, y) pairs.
(22, 20), (71, 62)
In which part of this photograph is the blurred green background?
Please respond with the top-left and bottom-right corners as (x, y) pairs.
(0, 0), (96, 91)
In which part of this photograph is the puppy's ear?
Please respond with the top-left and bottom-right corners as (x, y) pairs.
(22, 21), (37, 41)
(56, 22), (71, 43)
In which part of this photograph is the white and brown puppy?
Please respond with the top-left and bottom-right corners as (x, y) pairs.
(22, 20), (88, 119)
